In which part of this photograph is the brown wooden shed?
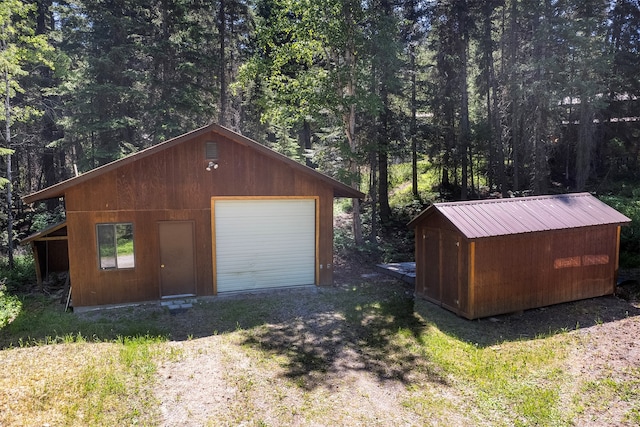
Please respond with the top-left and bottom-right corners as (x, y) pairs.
(408, 193), (631, 319)
(22, 124), (364, 308)
(20, 221), (69, 286)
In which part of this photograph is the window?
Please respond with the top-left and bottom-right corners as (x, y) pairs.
(97, 223), (135, 269)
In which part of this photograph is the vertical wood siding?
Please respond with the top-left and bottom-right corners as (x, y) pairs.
(64, 131), (336, 307)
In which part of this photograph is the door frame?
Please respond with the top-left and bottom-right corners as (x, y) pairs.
(210, 196), (319, 294)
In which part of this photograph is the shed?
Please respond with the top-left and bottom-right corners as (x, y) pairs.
(408, 193), (631, 319)
(20, 221), (69, 285)
(22, 124), (364, 308)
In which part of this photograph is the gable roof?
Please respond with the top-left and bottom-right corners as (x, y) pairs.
(23, 124), (364, 204)
(408, 193), (631, 239)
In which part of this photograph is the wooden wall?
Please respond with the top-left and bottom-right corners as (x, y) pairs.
(65, 130), (337, 307)
(470, 225), (620, 319)
(414, 211), (461, 308)
(414, 211), (621, 319)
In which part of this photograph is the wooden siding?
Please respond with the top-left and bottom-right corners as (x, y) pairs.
(470, 225), (619, 319)
(413, 209), (622, 319)
(64, 130), (337, 307)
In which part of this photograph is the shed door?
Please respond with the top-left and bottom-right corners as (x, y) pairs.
(441, 231), (460, 312)
(213, 198), (316, 292)
(420, 228), (441, 303)
(159, 221), (196, 297)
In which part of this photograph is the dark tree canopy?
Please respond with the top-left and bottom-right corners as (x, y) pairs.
(3, 0), (640, 255)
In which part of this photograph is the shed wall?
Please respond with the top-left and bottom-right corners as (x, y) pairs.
(471, 225), (620, 318)
(65, 130), (336, 307)
(33, 240), (69, 279)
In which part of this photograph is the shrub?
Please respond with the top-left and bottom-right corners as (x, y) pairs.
(0, 282), (22, 328)
(0, 253), (37, 291)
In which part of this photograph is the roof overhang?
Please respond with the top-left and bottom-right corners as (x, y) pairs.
(20, 221), (68, 245)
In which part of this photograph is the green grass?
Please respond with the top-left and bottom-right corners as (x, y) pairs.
(573, 368), (640, 424)
(0, 280), (637, 425)
(388, 160), (440, 206)
(0, 253), (37, 291)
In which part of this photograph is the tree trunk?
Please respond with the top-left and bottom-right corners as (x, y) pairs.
(459, 2), (470, 200)
(340, 4), (363, 245)
(299, 120), (313, 167)
(576, 99), (595, 190)
(5, 72), (13, 269)
(509, 0), (519, 193)
(410, 43), (419, 201)
(378, 99), (391, 223)
(369, 150), (378, 244)
(345, 100), (363, 245)
(218, 0), (227, 126)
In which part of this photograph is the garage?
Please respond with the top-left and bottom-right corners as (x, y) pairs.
(22, 124), (363, 308)
(213, 197), (317, 292)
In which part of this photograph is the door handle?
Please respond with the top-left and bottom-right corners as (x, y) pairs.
(161, 264), (165, 268)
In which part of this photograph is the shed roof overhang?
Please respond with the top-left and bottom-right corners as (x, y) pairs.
(23, 124), (365, 204)
(20, 221), (68, 245)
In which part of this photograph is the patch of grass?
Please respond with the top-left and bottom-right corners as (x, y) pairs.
(0, 335), (166, 426)
(0, 253), (37, 290)
(573, 367), (640, 424)
(409, 301), (571, 426)
(0, 296), (168, 348)
(388, 160), (439, 207)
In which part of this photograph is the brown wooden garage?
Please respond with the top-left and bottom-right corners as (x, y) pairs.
(408, 193), (631, 319)
(22, 124), (364, 308)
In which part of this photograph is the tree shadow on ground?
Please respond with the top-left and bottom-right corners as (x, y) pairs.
(414, 281), (640, 349)
(238, 283), (449, 391)
(4, 275), (639, 395)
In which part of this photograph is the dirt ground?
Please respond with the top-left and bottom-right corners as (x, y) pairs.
(142, 261), (640, 426)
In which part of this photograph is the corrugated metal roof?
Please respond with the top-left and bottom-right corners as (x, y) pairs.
(413, 193), (631, 239)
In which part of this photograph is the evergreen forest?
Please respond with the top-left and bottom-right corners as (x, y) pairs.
(3, 0), (640, 266)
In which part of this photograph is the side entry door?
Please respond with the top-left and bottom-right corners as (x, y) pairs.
(158, 221), (196, 297)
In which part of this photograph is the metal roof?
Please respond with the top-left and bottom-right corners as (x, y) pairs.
(409, 193), (631, 239)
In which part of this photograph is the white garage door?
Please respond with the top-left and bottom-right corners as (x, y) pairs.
(214, 198), (316, 292)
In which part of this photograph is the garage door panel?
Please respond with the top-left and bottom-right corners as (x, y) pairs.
(217, 269), (313, 290)
(214, 199), (316, 293)
(215, 218), (315, 233)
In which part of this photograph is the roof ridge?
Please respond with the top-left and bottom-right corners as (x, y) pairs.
(435, 192), (589, 207)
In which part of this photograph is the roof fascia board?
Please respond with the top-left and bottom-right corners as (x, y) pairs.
(20, 221), (68, 244)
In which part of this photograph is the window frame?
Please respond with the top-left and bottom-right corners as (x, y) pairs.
(96, 222), (136, 270)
